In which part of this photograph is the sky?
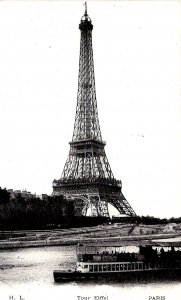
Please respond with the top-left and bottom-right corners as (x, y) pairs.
(0, 1), (181, 218)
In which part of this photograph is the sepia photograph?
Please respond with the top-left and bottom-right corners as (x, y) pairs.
(0, 1), (181, 300)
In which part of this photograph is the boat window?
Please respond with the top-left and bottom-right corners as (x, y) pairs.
(107, 264), (111, 271)
(99, 265), (103, 272)
(135, 263), (138, 270)
(89, 265), (93, 272)
(131, 263), (134, 270)
(124, 264), (127, 270)
(112, 264), (116, 271)
(84, 265), (88, 268)
(116, 264), (119, 271)
(128, 264), (131, 270)
(120, 264), (123, 270)
(103, 265), (107, 271)
(94, 265), (98, 272)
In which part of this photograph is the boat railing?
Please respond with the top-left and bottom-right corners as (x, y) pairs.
(78, 260), (181, 273)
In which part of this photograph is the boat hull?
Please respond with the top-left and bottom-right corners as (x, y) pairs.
(53, 268), (181, 283)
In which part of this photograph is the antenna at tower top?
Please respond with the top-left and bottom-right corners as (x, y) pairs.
(84, 1), (88, 16)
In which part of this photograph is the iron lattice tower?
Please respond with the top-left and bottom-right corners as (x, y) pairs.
(53, 4), (136, 218)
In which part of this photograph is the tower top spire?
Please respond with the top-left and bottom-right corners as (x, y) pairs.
(84, 1), (88, 17)
(80, 1), (93, 31)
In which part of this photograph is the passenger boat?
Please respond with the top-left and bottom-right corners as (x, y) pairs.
(53, 242), (181, 283)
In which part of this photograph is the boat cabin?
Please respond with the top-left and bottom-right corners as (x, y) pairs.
(76, 243), (181, 274)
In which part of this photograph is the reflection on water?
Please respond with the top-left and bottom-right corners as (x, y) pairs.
(0, 246), (180, 300)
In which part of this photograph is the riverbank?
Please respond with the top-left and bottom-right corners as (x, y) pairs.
(0, 223), (181, 249)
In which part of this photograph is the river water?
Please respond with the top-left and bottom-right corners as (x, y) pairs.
(0, 246), (180, 300)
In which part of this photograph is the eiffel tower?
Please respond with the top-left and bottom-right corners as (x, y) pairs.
(52, 3), (136, 218)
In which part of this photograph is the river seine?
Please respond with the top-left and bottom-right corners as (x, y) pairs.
(0, 246), (180, 300)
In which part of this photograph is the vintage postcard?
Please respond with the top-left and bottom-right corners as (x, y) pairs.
(0, 1), (180, 300)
